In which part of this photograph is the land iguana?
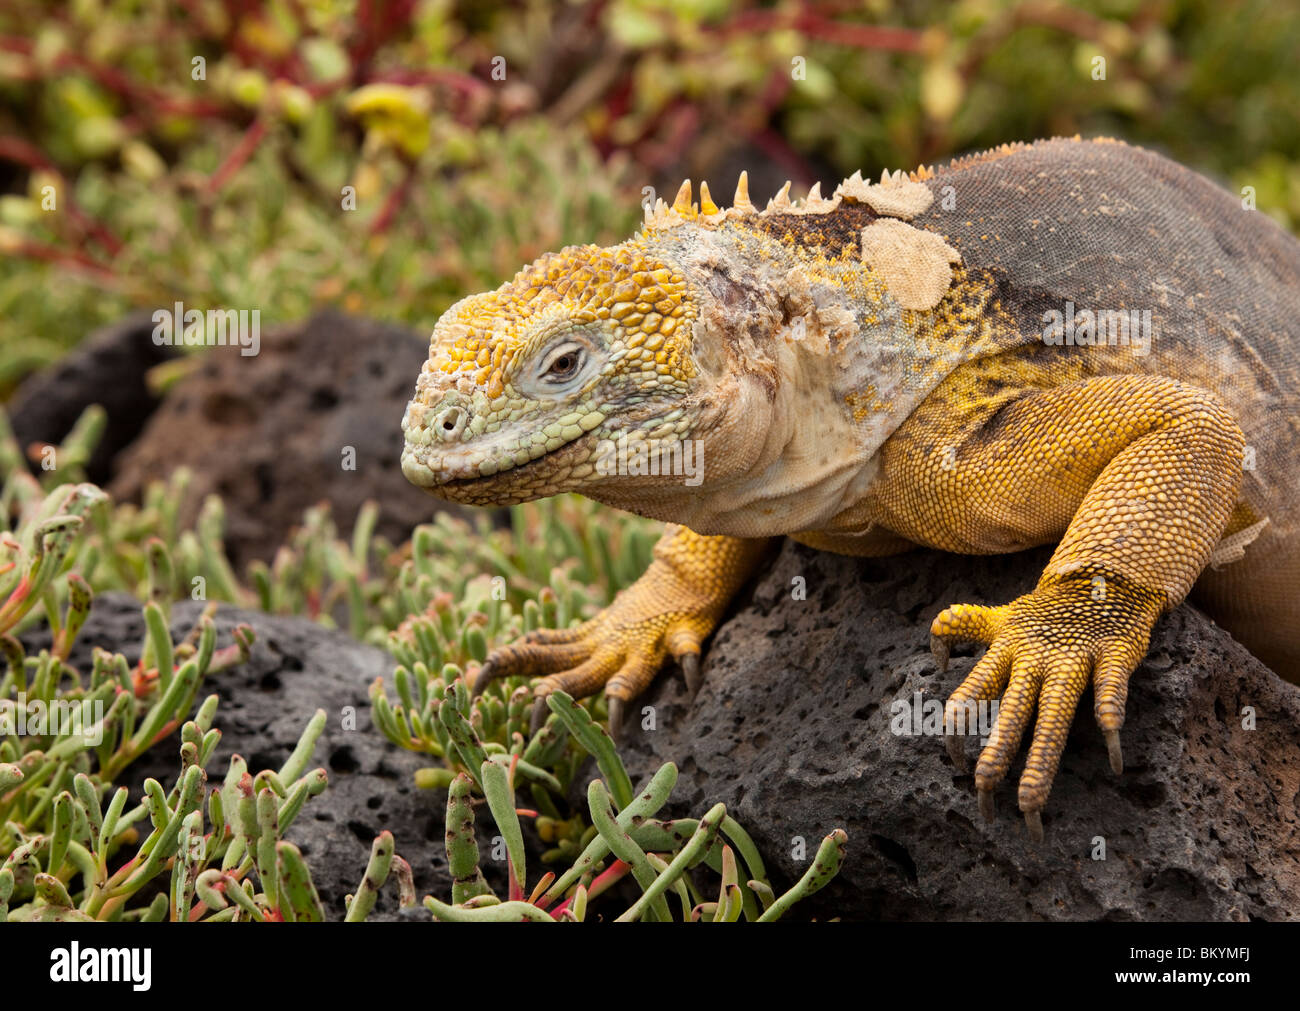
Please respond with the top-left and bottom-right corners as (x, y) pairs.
(400, 137), (1300, 840)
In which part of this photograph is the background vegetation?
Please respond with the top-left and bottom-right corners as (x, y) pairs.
(1, 0), (1298, 387)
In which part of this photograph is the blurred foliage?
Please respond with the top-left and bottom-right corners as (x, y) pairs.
(0, 0), (1297, 386)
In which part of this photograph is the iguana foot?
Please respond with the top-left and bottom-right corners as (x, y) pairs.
(930, 573), (1165, 841)
(473, 609), (702, 739)
(474, 527), (768, 738)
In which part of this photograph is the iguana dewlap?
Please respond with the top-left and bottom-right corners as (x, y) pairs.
(401, 137), (1300, 839)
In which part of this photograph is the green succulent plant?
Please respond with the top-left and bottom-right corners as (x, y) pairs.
(1, 706), (343, 923)
(423, 689), (847, 922)
(0, 411), (413, 922)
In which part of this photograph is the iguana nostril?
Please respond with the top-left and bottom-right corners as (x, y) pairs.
(434, 405), (467, 441)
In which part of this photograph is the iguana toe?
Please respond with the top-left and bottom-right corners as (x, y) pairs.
(474, 630), (594, 697)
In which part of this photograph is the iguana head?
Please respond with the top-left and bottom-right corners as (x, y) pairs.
(401, 222), (716, 507)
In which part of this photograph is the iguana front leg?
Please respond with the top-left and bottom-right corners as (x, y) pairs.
(476, 526), (771, 736)
(871, 373), (1245, 839)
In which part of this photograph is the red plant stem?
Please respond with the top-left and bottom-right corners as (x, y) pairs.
(366, 67), (490, 99)
(757, 64), (793, 116)
(0, 575), (31, 632)
(0, 136), (125, 255)
(657, 103), (701, 168)
(0, 36), (229, 119)
(546, 859), (631, 917)
(206, 117), (269, 196)
(66, 54), (229, 117)
(368, 161), (416, 235)
(2, 239), (117, 279)
(613, 98), (698, 171)
(149, 718), (183, 747)
(207, 642), (247, 672)
(351, 0), (418, 78)
(711, 6), (923, 52)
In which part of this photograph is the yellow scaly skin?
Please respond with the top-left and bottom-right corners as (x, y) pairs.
(402, 137), (1300, 839)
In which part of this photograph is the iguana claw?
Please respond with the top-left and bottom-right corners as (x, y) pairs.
(471, 659), (498, 699)
(1024, 809), (1044, 844)
(530, 691), (549, 736)
(930, 634), (950, 674)
(1104, 728), (1124, 774)
(607, 697), (626, 743)
(945, 729), (969, 774)
(681, 652), (702, 695)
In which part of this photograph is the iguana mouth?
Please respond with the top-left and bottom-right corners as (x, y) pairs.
(403, 428), (601, 502)
(403, 395), (680, 495)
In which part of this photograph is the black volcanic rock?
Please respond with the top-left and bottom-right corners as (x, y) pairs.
(617, 541), (1300, 921)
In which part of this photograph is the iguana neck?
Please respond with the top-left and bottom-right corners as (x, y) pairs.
(588, 225), (1001, 537)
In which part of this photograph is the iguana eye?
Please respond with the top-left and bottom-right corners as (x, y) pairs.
(540, 344), (584, 382)
(548, 353), (578, 376)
